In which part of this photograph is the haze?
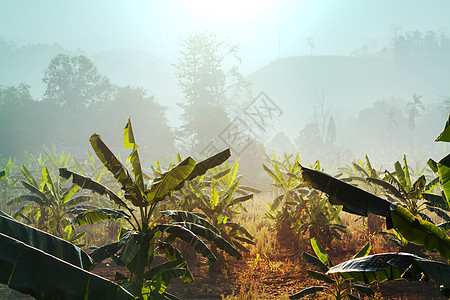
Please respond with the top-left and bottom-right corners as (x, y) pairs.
(1, 0), (449, 171)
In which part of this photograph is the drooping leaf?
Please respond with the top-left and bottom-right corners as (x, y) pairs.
(263, 164), (281, 185)
(300, 164), (391, 217)
(20, 180), (49, 205)
(301, 252), (329, 272)
(0, 213), (92, 269)
(226, 194), (253, 208)
(289, 286), (326, 299)
(174, 149), (231, 190)
(59, 168), (130, 209)
(352, 162), (369, 178)
(306, 270), (335, 283)
(389, 204), (450, 259)
(89, 133), (147, 207)
(366, 177), (403, 199)
(226, 222), (254, 240)
(144, 259), (191, 282)
(353, 284), (375, 297)
(157, 224), (217, 261)
(64, 195), (91, 208)
(0, 233), (133, 300)
(160, 210), (219, 234)
(423, 192), (449, 210)
(71, 208), (130, 226)
(168, 222), (242, 259)
(21, 165), (37, 187)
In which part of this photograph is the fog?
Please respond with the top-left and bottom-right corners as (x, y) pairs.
(1, 0), (449, 176)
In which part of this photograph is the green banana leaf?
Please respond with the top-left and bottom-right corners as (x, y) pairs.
(123, 118), (145, 193)
(289, 286), (326, 299)
(184, 148), (231, 183)
(326, 252), (450, 291)
(0, 213), (133, 300)
(352, 242), (371, 259)
(71, 208), (130, 226)
(146, 158), (196, 204)
(435, 114), (450, 142)
(59, 168), (130, 209)
(301, 252), (329, 272)
(306, 270), (335, 283)
(0, 213), (92, 269)
(160, 210), (219, 234)
(311, 237), (333, 267)
(167, 222), (242, 259)
(299, 164), (391, 217)
(157, 224), (217, 261)
(389, 204), (450, 259)
(438, 154), (450, 208)
(89, 133), (147, 207)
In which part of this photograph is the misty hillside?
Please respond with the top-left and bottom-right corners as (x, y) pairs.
(0, 40), (180, 105)
(248, 55), (450, 138)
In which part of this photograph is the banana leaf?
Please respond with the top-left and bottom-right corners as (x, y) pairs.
(1, 233), (133, 300)
(435, 114), (450, 142)
(171, 149), (231, 191)
(389, 204), (450, 259)
(89, 133), (147, 207)
(160, 210), (219, 234)
(423, 192), (449, 209)
(147, 158), (196, 204)
(167, 222), (242, 259)
(71, 208), (130, 226)
(306, 270), (335, 283)
(299, 164), (391, 217)
(301, 252), (329, 272)
(157, 224), (217, 261)
(59, 168), (130, 209)
(0, 213), (92, 269)
(326, 252), (450, 291)
(438, 153), (450, 208)
(289, 286), (325, 299)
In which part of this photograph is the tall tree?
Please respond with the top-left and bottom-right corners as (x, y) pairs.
(173, 32), (251, 151)
(42, 54), (115, 111)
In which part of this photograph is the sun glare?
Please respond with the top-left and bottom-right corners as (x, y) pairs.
(184, 0), (274, 29)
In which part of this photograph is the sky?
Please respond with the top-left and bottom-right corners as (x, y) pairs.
(2, 0), (450, 74)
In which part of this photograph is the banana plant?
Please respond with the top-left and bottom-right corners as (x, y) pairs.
(165, 159), (258, 267)
(0, 157), (21, 213)
(59, 118), (242, 298)
(7, 165), (88, 244)
(338, 155), (385, 233)
(300, 163), (450, 259)
(264, 154), (345, 248)
(290, 237), (374, 299)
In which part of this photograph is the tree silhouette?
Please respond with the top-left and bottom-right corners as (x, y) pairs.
(42, 54), (115, 112)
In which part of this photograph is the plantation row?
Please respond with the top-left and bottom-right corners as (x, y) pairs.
(1, 116), (450, 299)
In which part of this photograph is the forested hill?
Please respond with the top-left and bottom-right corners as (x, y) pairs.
(0, 40), (177, 102)
(248, 54), (450, 138)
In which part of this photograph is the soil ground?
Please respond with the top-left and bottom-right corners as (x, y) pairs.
(89, 247), (447, 300)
